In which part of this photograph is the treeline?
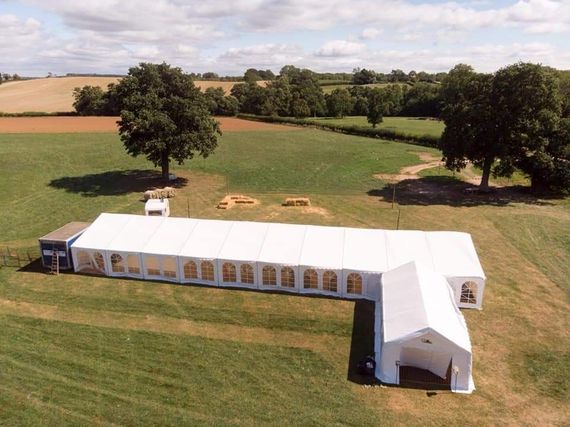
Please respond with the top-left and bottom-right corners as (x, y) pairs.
(72, 65), (443, 119)
(0, 73), (22, 83)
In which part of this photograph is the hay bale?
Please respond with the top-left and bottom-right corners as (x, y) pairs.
(284, 197), (310, 207)
(143, 190), (157, 200)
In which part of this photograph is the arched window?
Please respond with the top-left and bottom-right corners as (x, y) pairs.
(347, 273), (363, 294)
(240, 264), (254, 284)
(163, 257), (177, 278)
(127, 254), (140, 274)
(110, 253), (125, 273)
(201, 261), (215, 281)
(323, 270), (338, 292)
(93, 252), (105, 271)
(281, 267), (295, 288)
(146, 256), (160, 276)
(184, 260), (198, 279)
(77, 251), (90, 268)
(303, 269), (318, 289)
(223, 263), (237, 282)
(460, 281), (478, 304)
(262, 265), (277, 286)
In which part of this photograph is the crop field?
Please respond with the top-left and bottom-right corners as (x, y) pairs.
(307, 116), (445, 138)
(0, 78), (262, 113)
(0, 123), (568, 425)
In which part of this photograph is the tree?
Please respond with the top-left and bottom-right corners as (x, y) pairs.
(440, 64), (498, 190)
(203, 87), (239, 116)
(201, 72), (219, 80)
(401, 82), (442, 117)
(72, 85), (107, 115)
(115, 62), (221, 180)
(352, 68), (376, 85)
(367, 88), (384, 128)
(440, 62), (568, 192)
(290, 93), (311, 118)
(72, 84), (120, 115)
(491, 63), (566, 192)
(262, 77), (292, 116)
(325, 88), (354, 118)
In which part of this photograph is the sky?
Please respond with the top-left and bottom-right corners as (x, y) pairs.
(0, 0), (569, 76)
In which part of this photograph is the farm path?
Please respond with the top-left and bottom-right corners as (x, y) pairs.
(374, 151), (443, 181)
(0, 297), (341, 357)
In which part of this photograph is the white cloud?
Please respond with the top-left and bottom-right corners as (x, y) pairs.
(315, 40), (366, 57)
(360, 28), (382, 40)
(2, 0), (569, 75)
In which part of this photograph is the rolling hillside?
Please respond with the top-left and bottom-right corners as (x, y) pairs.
(0, 77), (255, 113)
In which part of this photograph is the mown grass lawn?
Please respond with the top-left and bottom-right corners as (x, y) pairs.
(307, 116), (445, 138)
(0, 127), (568, 425)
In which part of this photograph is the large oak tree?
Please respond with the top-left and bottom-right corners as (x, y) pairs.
(116, 62), (221, 180)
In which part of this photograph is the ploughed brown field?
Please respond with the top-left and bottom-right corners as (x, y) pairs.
(0, 116), (299, 133)
(0, 77), (265, 113)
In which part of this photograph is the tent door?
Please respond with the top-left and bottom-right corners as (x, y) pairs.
(400, 346), (452, 380)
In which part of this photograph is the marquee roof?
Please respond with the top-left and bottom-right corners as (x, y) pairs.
(71, 213), (485, 279)
(381, 261), (472, 351)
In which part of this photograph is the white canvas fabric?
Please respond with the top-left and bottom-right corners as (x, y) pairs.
(71, 213), (486, 307)
(298, 225), (345, 295)
(377, 261), (474, 393)
(256, 223), (307, 291)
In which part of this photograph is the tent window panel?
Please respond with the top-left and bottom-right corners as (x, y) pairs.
(184, 261), (198, 279)
(146, 256), (160, 276)
(347, 273), (363, 294)
(303, 269), (318, 289)
(460, 281), (478, 304)
(323, 271), (338, 292)
(240, 264), (254, 284)
(223, 263), (237, 283)
(77, 251), (90, 267)
(110, 253), (125, 273)
(201, 261), (215, 281)
(93, 252), (105, 270)
(262, 266), (277, 286)
(127, 255), (140, 274)
(281, 267), (295, 288)
(163, 257), (177, 278)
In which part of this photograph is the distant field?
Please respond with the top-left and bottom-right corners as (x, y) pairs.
(308, 116), (445, 138)
(0, 128), (568, 425)
(0, 77), (260, 113)
(321, 83), (409, 94)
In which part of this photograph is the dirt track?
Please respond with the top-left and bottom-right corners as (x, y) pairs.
(0, 116), (300, 133)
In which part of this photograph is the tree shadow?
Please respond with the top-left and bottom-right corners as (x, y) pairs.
(347, 299), (377, 385)
(368, 176), (557, 207)
(48, 169), (188, 198)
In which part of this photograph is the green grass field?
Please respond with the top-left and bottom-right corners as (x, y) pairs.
(307, 116), (445, 138)
(0, 124), (568, 425)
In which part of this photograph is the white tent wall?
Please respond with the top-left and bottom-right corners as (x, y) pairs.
(71, 214), (486, 310)
(72, 248), (109, 275)
(140, 254), (179, 282)
(341, 269), (381, 300)
(216, 259), (259, 289)
(377, 261), (474, 393)
(379, 331), (473, 393)
(178, 257), (219, 286)
(105, 251), (144, 279)
(257, 262), (300, 292)
(447, 276), (485, 310)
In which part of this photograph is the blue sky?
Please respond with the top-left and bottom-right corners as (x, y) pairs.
(0, 0), (568, 76)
